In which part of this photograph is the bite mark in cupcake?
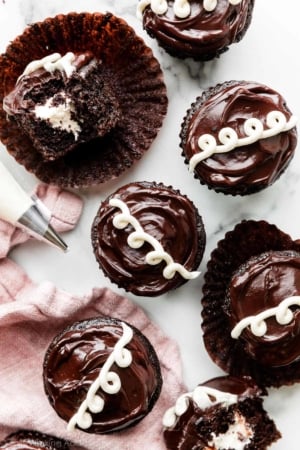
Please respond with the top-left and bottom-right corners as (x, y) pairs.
(163, 375), (281, 450)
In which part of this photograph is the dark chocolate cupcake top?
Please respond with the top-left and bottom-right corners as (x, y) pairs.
(0, 430), (70, 450)
(138, 0), (255, 60)
(202, 220), (300, 387)
(227, 250), (300, 367)
(181, 81), (298, 195)
(91, 181), (206, 296)
(43, 317), (162, 434)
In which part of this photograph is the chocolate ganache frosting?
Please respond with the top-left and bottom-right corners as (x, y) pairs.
(227, 250), (300, 367)
(43, 317), (162, 434)
(181, 80), (298, 195)
(163, 375), (266, 450)
(140, 0), (255, 60)
(91, 181), (206, 296)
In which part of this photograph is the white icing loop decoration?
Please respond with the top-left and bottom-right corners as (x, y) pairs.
(19, 52), (76, 80)
(137, 0), (242, 18)
(109, 197), (200, 281)
(231, 296), (300, 339)
(189, 111), (299, 172)
(163, 386), (238, 428)
(137, 0), (191, 19)
(67, 322), (133, 432)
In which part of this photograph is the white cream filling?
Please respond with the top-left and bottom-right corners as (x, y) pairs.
(20, 52), (76, 79)
(34, 95), (81, 139)
(208, 412), (253, 450)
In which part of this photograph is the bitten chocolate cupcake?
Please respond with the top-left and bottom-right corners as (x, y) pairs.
(163, 375), (280, 450)
(43, 317), (162, 434)
(0, 430), (70, 449)
(137, 0), (255, 60)
(181, 80), (298, 195)
(0, 13), (167, 187)
(91, 181), (206, 297)
(202, 220), (300, 387)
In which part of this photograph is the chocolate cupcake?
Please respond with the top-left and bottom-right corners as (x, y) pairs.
(91, 181), (206, 297)
(0, 430), (70, 449)
(163, 375), (280, 450)
(181, 80), (298, 195)
(0, 13), (168, 187)
(43, 317), (162, 434)
(137, 0), (255, 60)
(202, 220), (300, 387)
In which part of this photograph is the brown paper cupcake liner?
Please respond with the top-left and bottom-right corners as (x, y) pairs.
(201, 220), (300, 387)
(0, 12), (168, 187)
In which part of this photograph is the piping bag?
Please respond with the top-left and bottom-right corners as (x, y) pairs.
(0, 161), (68, 251)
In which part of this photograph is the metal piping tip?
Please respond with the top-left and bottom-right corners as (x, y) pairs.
(44, 224), (68, 252)
(18, 202), (68, 252)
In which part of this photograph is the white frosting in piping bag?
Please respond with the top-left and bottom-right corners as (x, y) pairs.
(189, 111), (298, 172)
(67, 322), (133, 431)
(109, 197), (200, 280)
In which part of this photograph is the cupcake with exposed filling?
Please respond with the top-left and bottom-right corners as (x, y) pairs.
(0, 12), (168, 187)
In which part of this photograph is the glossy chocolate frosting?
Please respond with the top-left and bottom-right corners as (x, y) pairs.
(0, 430), (70, 450)
(91, 181), (206, 296)
(182, 81), (297, 195)
(227, 250), (300, 367)
(142, 0), (255, 60)
(164, 375), (262, 450)
(43, 317), (162, 434)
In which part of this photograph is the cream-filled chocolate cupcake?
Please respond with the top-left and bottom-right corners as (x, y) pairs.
(202, 220), (300, 387)
(137, 0), (255, 60)
(91, 181), (206, 297)
(163, 375), (280, 449)
(43, 317), (162, 434)
(0, 13), (167, 187)
(181, 80), (298, 195)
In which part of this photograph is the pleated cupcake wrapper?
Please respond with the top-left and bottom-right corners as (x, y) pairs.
(0, 12), (168, 188)
(201, 219), (300, 388)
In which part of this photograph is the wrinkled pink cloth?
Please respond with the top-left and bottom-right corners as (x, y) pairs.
(0, 184), (184, 449)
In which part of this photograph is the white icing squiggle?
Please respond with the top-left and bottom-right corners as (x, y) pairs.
(109, 197), (200, 280)
(189, 111), (298, 172)
(231, 295), (300, 339)
(67, 322), (133, 431)
(137, 0), (242, 19)
(163, 386), (238, 428)
(19, 52), (76, 80)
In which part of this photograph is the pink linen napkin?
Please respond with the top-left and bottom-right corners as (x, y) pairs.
(0, 184), (185, 449)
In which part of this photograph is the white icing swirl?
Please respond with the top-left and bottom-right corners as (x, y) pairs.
(109, 197), (200, 281)
(189, 111), (298, 172)
(231, 295), (300, 339)
(137, 0), (242, 19)
(67, 322), (133, 432)
(19, 52), (76, 80)
(163, 386), (238, 428)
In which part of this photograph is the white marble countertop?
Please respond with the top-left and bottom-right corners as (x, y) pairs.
(0, 0), (300, 448)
